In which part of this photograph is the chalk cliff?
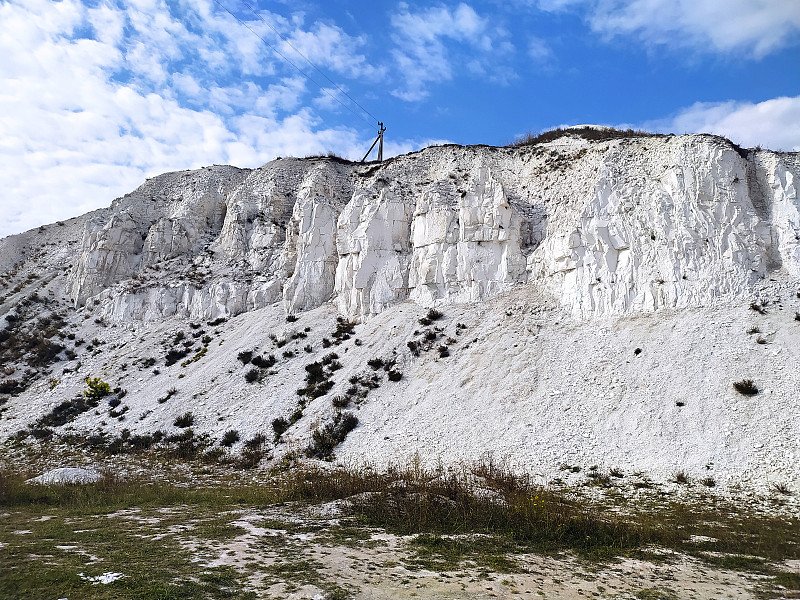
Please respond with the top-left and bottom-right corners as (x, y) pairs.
(2, 130), (798, 492)
(59, 134), (798, 324)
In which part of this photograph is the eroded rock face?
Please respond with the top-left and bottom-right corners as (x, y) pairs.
(531, 140), (776, 316)
(67, 166), (249, 307)
(61, 135), (799, 322)
(335, 187), (413, 317)
(409, 166), (529, 307)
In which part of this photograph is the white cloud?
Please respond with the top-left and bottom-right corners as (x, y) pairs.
(591, 0), (800, 58)
(527, 37), (553, 63)
(0, 0), (400, 238)
(283, 22), (384, 80)
(643, 95), (800, 151)
(389, 2), (514, 101)
(529, 0), (800, 57)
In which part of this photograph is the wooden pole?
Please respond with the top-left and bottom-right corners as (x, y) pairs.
(378, 122), (385, 162)
(361, 122), (386, 163)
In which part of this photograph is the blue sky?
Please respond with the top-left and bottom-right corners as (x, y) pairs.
(1, 0), (799, 237)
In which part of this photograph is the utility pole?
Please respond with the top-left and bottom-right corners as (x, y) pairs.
(361, 122), (386, 163)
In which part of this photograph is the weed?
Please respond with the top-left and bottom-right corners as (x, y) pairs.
(306, 412), (359, 460)
(34, 395), (99, 428)
(672, 471), (689, 485)
(387, 370), (403, 382)
(251, 354), (276, 368)
(700, 477), (716, 488)
(221, 430), (240, 447)
(165, 347), (190, 366)
(84, 377), (111, 399)
(174, 412), (194, 428)
(367, 357), (385, 370)
(158, 388), (177, 404)
(237, 350), (253, 364)
(286, 315), (298, 322)
(181, 346), (207, 366)
(746, 326), (760, 334)
(272, 417), (289, 442)
(733, 379), (758, 396)
(749, 302), (766, 314)
(244, 368), (260, 383)
(771, 482), (791, 496)
(331, 317), (356, 344)
(332, 395), (351, 408)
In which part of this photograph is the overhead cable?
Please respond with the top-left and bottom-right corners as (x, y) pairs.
(210, 0), (378, 127)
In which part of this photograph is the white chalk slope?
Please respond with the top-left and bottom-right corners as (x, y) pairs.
(0, 131), (798, 492)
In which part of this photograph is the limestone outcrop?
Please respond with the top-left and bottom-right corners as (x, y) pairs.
(59, 134), (798, 322)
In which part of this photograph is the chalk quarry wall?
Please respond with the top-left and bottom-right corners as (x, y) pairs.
(64, 134), (799, 322)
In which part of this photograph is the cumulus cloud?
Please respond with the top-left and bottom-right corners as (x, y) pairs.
(389, 2), (514, 101)
(591, 0), (800, 58)
(0, 0), (391, 238)
(644, 95), (800, 151)
(529, 0), (800, 57)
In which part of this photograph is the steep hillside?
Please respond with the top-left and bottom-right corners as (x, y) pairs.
(1, 130), (798, 494)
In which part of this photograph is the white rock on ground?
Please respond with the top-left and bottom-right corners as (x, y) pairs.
(26, 467), (102, 485)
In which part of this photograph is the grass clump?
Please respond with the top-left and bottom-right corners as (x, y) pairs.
(733, 379), (758, 396)
(157, 387), (177, 404)
(174, 412), (194, 428)
(221, 429), (240, 447)
(306, 412), (358, 460)
(512, 126), (663, 146)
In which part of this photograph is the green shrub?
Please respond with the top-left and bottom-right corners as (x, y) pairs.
(174, 412), (194, 428)
(84, 377), (111, 399)
(733, 379), (758, 396)
(272, 418), (289, 442)
(306, 412), (359, 460)
(221, 430), (240, 447)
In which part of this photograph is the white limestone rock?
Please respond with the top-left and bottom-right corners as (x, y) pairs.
(58, 135), (799, 323)
(27, 467), (102, 485)
(335, 187), (413, 318)
(409, 166), (528, 306)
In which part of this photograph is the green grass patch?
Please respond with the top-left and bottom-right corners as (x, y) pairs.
(1, 461), (798, 598)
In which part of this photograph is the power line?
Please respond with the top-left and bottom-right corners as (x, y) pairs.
(210, 0), (378, 128)
(239, 0), (380, 124)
